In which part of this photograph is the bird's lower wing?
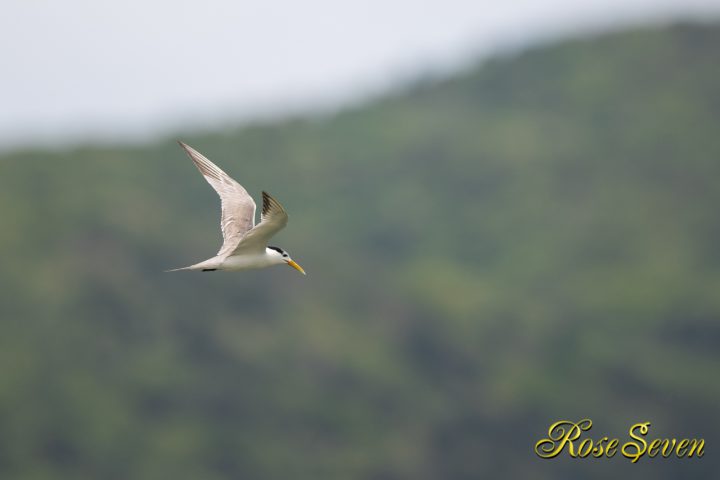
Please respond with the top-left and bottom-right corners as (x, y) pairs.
(230, 191), (288, 255)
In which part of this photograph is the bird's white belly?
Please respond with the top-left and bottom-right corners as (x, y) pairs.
(220, 254), (276, 271)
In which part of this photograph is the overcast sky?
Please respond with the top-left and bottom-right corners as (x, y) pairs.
(1, 0), (718, 150)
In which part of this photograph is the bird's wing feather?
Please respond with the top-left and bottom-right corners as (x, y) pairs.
(231, 191), (288, 255)
(178, 141), (256, 256)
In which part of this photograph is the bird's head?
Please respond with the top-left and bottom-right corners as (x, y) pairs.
(267, 246), (306, 275)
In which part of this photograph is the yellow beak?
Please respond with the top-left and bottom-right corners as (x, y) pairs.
(287, 259), (306, 275)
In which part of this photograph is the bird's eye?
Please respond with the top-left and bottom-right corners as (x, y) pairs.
(283, 254), (288, 258)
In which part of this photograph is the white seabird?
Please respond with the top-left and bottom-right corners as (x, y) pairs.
(167, 141), (306, 275)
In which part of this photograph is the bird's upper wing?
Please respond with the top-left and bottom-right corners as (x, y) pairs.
(230, 191), (288, 255)
(178, 141), (256, 256)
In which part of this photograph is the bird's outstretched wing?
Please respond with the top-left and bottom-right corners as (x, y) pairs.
(231, 191), (288, 255)
(178, 141), (256, 257)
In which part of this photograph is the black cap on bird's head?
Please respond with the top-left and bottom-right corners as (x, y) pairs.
(268, 245), (305, 275)
(268, 246), (285, 255)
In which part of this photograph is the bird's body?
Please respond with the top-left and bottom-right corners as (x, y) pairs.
(174, 248), (285, 272)
(168, 142), (305, 275)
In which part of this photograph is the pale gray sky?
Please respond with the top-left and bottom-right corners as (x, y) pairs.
(1, 0), (719, 150)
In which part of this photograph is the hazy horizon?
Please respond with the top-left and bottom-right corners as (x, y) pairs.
(2, 0), (719, 151)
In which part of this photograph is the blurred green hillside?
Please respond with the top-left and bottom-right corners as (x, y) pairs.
(1, 22), (719, 480)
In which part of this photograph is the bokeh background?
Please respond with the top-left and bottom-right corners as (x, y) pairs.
(1, 1), (719, 479)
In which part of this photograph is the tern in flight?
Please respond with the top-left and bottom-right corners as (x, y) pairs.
(167, 142), (306, 275)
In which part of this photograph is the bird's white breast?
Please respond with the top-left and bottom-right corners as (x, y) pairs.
(220, 252), (280, 271)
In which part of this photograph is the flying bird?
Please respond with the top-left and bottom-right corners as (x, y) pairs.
(167, 141), (306, 275)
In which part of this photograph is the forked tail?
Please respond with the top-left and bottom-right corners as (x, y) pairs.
(165, 257), (222, 272)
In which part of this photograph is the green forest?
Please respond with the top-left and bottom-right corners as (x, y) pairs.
(0, 22), (718, 479)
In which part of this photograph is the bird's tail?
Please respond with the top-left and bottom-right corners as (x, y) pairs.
(164, 266), (192, 272)
(165, 257), (222, 272)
